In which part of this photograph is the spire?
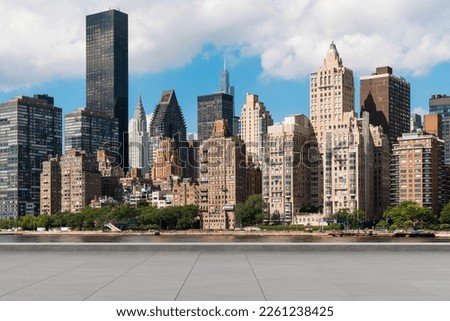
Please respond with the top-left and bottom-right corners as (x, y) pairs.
(325, 41), (342, 68)
(132, 93), (147, 133)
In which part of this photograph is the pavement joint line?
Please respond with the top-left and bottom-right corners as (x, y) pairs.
(82, 251), (158, 301)
(174, 252), (202, 301)
(244, 252), (267, 301)
(0, 251), (66, 274)
(0, 252), (110, 299)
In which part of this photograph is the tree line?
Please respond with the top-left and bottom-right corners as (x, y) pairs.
(1, 196), (450, 231)
(0, 203), (199, 231)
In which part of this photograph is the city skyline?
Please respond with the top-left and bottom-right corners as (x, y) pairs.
(1, 1), (450, 133)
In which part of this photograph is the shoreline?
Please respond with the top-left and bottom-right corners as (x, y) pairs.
(1, 229), (450, 239)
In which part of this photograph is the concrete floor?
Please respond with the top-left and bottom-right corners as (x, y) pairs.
(1, 243), (449, 301)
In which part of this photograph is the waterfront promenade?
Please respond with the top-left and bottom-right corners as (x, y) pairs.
(1, 243), (450, 301)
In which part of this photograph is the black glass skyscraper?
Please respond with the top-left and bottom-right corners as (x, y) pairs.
(86, 9), (129, 168)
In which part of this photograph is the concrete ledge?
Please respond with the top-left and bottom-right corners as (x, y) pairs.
(1, 242), (450, 252)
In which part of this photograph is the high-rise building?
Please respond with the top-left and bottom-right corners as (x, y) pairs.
(65, 108), (119, 157)
(263, 115), (312, 224)
(322, 112), (376, 218)
(240, 93), (273, 164)
(199, 120), (247, 230)
(309, 44), (390, 220)
(149, 90), (187, 175)
(40, 149), (102, 214)
(97, 149), (124, 201)
(40, 156), (61, 216)
(86, 9), (129, 168)
(0, 95), (62, 219)
(410, 113), (423, 132)
(370, 125), (390, 222)
(197, 93), (234, 141)
(151, 138), (183, 182)
(60, 149), (102, 213)
(309, 42), (354, 209)
(129, 95), (149, 174)
(220, 58), (235, 97)
(390, 132), (447, 216)
(360, 66), (411, 148)
(429, 94), (450, 164)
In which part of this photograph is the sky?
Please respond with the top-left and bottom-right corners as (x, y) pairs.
(1, 0), (450, 133)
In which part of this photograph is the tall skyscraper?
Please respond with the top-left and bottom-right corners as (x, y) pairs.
(64, 108), (119, 157)
(149, 90), (187, 174)
(220, 58), (235, 97)
(360, 66), (411, 148)
(309, 43), (390, 220)
(129, 95), (149, 174)
(390, 132), (447, 216)
(197, 62), (236, 140)
(429, 94), (450, 164)
(197, 93), (234, 141)
(0, 95), (62, 218)
(86, 9), (129, 168)
(239, 93), (273, 164)
(309, 42), (354, 209)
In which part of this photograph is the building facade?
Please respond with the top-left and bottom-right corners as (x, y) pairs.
(86, 9), (129, 168)
(65, 108), (119, 157)
(360, 66), (411, 148)
(309, 42), (355, 210)
(199, 120), (247, 230)
(0, 95), (62, 218)
(390, 132), (446, 216)
(370, 125), (391, 222)
(151, 138), (183, 182)
(262, 115), (312, 224)
(129, 95), (149, 174)
(423, 114), (442, 138)
(40, 156), (62, 215)
(40, 149), (102, 214)
(149, 90), (187, 175)
(429, 94), (450, 164)
(239, 93), (273, 164)
(197, 93), (234, 141)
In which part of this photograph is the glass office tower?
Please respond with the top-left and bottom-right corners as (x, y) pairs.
(86, 9), (129, 168)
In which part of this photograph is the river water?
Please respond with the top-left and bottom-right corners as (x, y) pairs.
(1, 233), (449, 243)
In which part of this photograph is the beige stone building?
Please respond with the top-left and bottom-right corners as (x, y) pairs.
(262, 115), (313, 224)
(309, 42), (355, 209)
(171, 178), (201, 207)
(60, 149), (102, 213)
(239, 93), (273, 164)
(309, 43), (390, 221)
(151, 138), (183, 181)
(391, 132), (447, 216)
(40, 149), (101, 214)
(199, 120), (247, 230)
(322, 112), (374, 218)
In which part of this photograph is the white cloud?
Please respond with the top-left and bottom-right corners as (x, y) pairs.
(1, 0), (450, 92)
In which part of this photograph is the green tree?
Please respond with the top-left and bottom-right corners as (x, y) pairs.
(439, 202), (450, 224)
(384, 201), (435, 229)
(235, 194), (265, 227)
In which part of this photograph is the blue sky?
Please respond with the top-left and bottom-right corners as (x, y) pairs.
(1, 1), (449, 133)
